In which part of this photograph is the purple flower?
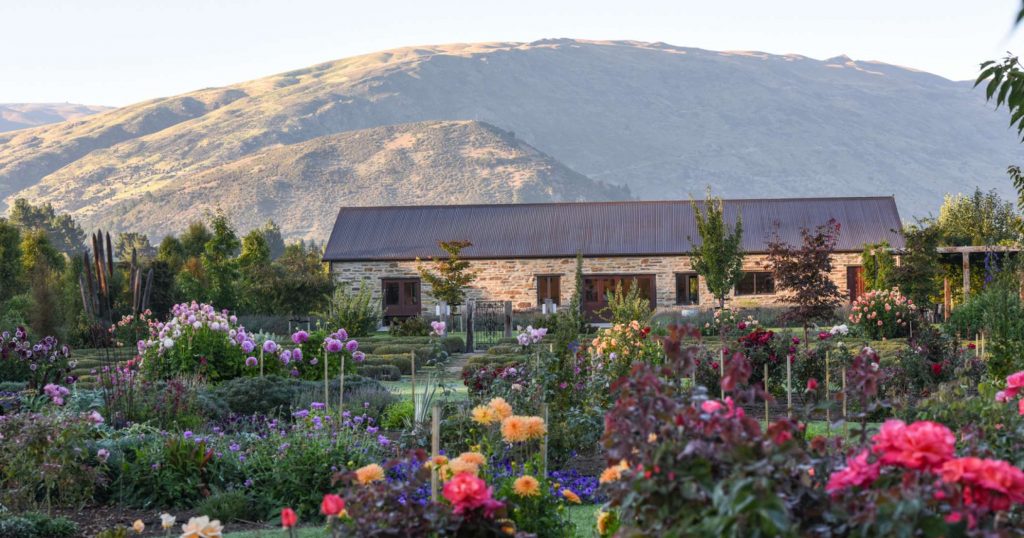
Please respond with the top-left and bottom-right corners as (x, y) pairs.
(241, 341), (256, 354)
(183, 431), (194, 439)
(97, 448), (110, 462)
(262, 340), (278, 354)
(345, 340), (359, 353)
(353, 351), (366, 362)
(291, 330), (309, 344)
(292, 348), (303, 362)
(88, 410), (104, 424)
(311, 402), (326, 410)
(245, 356), (258, 367)
(229, 443), (240, 452)
(290, 369), (300, 377)
(431, 321), (446, 336)
(335, 329), (348, 341)
(293, 409), (309, 419)
(279, 350), (292, 364)
(377, 435), (391, 446)
(325, 338), (343, 353)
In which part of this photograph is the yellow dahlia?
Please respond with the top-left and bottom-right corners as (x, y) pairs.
(599, 460), (630, 484)
(488, 397), (513, 419)
(596, 511), (612, 535)
(501, 415), (531, 443)
(355, 463), (385, 485)
(472, 405), (500, 425)
(513, 475), (541, 497)
(562, 488), (581, 504)
(458, 451), (487, 466)
(423, 455), (449, 469)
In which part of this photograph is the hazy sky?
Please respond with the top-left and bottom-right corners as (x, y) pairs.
(3, 0), (1024, 106)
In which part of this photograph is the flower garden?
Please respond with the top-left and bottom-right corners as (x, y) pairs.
(2, 279), (1023, 538)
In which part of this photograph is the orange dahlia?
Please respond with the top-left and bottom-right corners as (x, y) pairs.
(489, 397), (514, 419)
(355, 463), (385, 485)
(513, 475), (541, 497)
(501, 416), (531, 443)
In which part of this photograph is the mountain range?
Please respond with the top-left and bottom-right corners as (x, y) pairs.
(0, 103), (112, 132)
(0, 39), (1020, 241)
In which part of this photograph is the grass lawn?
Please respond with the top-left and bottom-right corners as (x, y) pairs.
(380, 376), (468, 400)
(224, 527), (323, 537)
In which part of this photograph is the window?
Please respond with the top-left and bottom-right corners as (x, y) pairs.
(536, 275), (561, 306)
(735, 272), (775, 296)
(675, 273), (699, 305)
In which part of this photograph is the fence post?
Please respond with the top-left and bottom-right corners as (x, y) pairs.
(465, 301), (474, 352)
(540, 403), (549, 476)
(431, 404), (441, 501)
(503, 301), (513, 338)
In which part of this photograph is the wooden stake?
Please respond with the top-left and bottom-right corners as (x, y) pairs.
(786, 353), (792, 418)
(323, 348), (329, 407)
(339, 354), (345, 416)
(259, 346), (264, 377)
(431, 404), (441, 501)
(540, 403), (549, 476)
(842, 367), (848, 437)
(410, 350), (417, 419)
(825, 351), (831, 435)
(764, 363), (769, 424)
(720, 348), (725, 399)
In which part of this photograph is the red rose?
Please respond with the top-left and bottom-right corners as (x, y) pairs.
(320, 494), (345, 516)
(281, 507), (298, 528)
(930, 363), (942, 376)
(443, 472), (503, 517)
(806, 378), (819, 391)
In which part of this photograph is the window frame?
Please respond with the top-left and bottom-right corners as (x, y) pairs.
(536, 274), (562, 307)
(675, 272), (700, 305)
(734, 271), (776, 296)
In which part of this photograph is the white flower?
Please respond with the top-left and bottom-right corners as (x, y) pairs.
(160, 513), (176, 530)
(162, 338), (174, 349)
(829, 324), (849, 336)
(180, 515), (223, 537)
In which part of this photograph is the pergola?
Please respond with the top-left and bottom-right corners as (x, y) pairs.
(937, 245), (1023, 318)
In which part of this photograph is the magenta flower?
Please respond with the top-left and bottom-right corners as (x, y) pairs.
(291, 330), (309, 344)
(335, 329), (348, 341)
(241, 341), (256, 354)
(280, 350), (292, 364)
(325, 338), (343, 353)
(245, 356), (258, 367)
(263, 340), (278, 354)
(345, 340), (359, 353)
(292, 348), (303, 361)
(353, 351), (366, 362)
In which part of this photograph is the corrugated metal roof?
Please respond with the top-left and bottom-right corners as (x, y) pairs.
(323, 197), (905, 261)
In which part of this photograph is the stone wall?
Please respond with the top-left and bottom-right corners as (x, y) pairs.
(330, 252), (865, 315)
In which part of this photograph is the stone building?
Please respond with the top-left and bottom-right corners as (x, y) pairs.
(323, 198), (905, 321)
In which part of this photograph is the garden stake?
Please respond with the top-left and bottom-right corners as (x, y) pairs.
(720, 349), (725, 399)
(339, 354), (345, 416)
(786, 353), (792, 418)
(410, 350), (416, 419)
(825, 351), (831, 436)
(259, 346), (264, 377)
(323, 347), (328, 407)
(431, 404), (441, 502)
(540, 403), (549, 476)
(763, 363), (769, 424)
(842, 367), (848, 437)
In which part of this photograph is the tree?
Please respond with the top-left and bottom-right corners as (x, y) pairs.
(892, 222), (943, 308)
(257, 220), (286, 260)
(237, 230), (276, 313)
(201, 211), (241, 309)
(114, 232), (156, 262)
(8, 198), (85, 255)
(273, 241), (333, 315)
(861, 241), (896, 291)
(21, 228), (65, 276)
(935, 188), (1021, 246)
(417, 240), (477, 306)
(689, 190), (744, 309)
(0, 219), (23, 303)
(180, 221), (213, 258)
(765, 219), (844, 337)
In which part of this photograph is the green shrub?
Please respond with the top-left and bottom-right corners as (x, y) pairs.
(372, 343), (420, 355)
(363, 356), (413, 375)
(381, 399), (414, 429)
(212, 376), (299, 417)
(194, 489), (258, 522)
(389, 316), (431, 337)
(467, 354), (528, 366)
(0, 512), (77, 538)
(357, 364), (401, 381)
(0, 381), (25, 392)
(116, 435), (242, 509)
(944, 281), (1024, 379)
(440, 335), (465, 354)
(315, 281), (382, 338)
(485, 343), (521, 356)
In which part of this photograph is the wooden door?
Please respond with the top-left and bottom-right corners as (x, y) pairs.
(846, 266), (865, 303)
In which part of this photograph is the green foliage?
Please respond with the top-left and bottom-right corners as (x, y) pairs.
(389, 316), (431, 336)
(255, 219), (285, 260)
(362, 356), (413, 375)
(0, 220), (22, 304)
(8, 198), (85, 255)
(270, 241), (333, 315)
(202, 211), (241, 309)
(357, 364), (402, 381)
(0, 512), (78, 538)
(193, 489), (258, 522)
(601, 278), (651, 325)
(113, 232), (155, 262)
(689, 189), (744, 308)
(380, 399), (414, 429)
(494, 462), (576, 537)
(936, 188), (1021, 246)
(950, 281), (1024, 379)
(861, 241), (895, 291)
(417, 240), (476, 305)
(116, 435), (235, 509)
(316, 281), (381, 337)
(211, 375), (299, 417)
(892, 222), (943, 308)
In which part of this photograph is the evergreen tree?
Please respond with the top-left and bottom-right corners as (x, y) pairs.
(417, 240), (477, 305)
(8, 198), (85, 255)
(201, 212), (241, 309)
(0, 219), (23, 303)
